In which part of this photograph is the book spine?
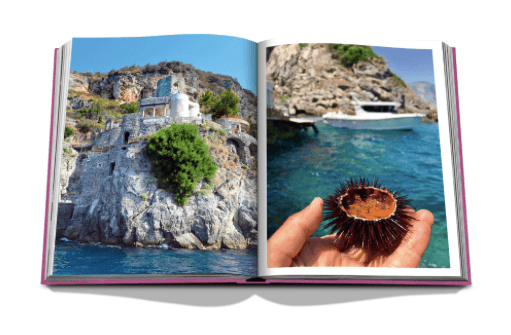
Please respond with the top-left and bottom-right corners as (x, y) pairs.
(41, 49), (58, 285)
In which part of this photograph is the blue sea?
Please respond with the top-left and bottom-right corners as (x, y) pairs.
(267, 122), (450, 268)
(53, 239), (258, 277)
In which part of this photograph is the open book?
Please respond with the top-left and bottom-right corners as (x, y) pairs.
(42, 35), (470, 285)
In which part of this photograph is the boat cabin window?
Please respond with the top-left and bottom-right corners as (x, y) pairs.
(361, 105), (396, 113)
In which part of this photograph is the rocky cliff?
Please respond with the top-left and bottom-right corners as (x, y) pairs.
(266, 44), (437, 121)
(58, 116), (258, 250)
(69, 61), (257, 123)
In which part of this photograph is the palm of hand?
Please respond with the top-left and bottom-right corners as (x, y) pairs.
(268, 198), (434, 268)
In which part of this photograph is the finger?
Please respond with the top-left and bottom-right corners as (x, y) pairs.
(383, 209), (435, 268)
(267, 197), (324, 267)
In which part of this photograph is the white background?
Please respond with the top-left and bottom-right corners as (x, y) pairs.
(1, 1), (509, 333)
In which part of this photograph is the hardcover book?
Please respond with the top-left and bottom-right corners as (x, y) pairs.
(41, 35), (471, 285)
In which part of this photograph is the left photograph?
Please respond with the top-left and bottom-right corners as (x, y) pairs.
(54, 35), (258, 277)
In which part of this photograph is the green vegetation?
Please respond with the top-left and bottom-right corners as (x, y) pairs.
(64, 125), (74, 138)
(141, 193), (148, 201)
(63, 148), (73, 157)
(199, 90), (219, 114)
(199, 181), (216, 195)
(66, 91), (136, 134)
(391, 72), (407, 87)
(331, 44), (380, 67)
(278, 95), (289, 104)
(72, 59), (257, 121)
(199, 87), (240, 118)
(120, 101), (138, 114)
(78, 121), (98, 133)
(79, 61), (254, 102)
(299, 43), (309, 49)
(146, 123), (217, 206)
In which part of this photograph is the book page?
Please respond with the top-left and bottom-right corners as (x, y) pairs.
(46, 35), (259, 281)
(258, 39), (463, 279)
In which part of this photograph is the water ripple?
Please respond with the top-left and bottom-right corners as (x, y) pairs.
(267, 122), (450, 268)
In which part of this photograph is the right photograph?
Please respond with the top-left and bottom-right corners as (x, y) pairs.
(266, 43), (448, 268)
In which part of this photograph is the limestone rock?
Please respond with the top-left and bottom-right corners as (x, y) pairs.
(266, 43), (436, 119)
(68, 64), (257, 124)
(58, 115), (258, 250)
(68, 97), (92, 111)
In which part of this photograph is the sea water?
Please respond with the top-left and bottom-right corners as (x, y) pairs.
(53, 240), (258, 277)
(267, 121), (450, 268)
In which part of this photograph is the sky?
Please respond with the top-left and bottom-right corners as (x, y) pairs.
(70, 35), (258, 94)
(372, 46), (435, 85)
(69, 37), (434, 94)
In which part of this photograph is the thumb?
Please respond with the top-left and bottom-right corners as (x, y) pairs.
(267, 197), (324, 267)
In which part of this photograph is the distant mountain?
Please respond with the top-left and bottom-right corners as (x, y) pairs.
(408, 81), (436, 105)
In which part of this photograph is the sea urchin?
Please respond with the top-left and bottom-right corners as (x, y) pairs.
(323, 178), (415, 264)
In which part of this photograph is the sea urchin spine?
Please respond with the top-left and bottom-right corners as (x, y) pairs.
(323, 178), (415, 264)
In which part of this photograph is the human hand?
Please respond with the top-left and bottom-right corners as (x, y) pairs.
(267, 197), (435, 268)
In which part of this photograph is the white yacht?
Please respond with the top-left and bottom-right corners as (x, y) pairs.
(322, 97), (426, 130)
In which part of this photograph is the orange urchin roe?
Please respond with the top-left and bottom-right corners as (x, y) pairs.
(339, 187), (396, 220)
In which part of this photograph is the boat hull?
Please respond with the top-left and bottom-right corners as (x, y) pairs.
(322, 115), (424, 130)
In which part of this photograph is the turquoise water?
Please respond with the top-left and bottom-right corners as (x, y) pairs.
(267, 122), (450, 268)
(53, 240), (258, 277)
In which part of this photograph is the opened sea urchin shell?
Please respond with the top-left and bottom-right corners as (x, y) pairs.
(323, 178), (415, 264)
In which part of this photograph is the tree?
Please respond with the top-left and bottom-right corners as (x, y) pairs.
(199, 89), (218, 114)
(199, 87), (240, 118)
(146, 123), (218, 206)
(214, 87), (240, 117)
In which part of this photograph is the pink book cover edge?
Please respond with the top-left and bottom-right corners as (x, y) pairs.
(41, 47), (471, 286)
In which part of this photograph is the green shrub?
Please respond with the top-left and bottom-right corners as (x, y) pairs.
(64, 125), (74, 138)
(278, 95), (289, 104)
(146, 123), (217, 206)
(199, 87), (240, 118)
(78, 121), (95, 133)
(63, 148), (73, 157)
(120, 101), (139, 114)
(199, 181), (216, 195)
(331, 44), (379, 67)
(299, 43), (309, 49)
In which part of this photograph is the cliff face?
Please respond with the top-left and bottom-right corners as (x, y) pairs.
(266, 44), (437, 120)
(58, 116), (258, 250)
(69, 63), (257, 123)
